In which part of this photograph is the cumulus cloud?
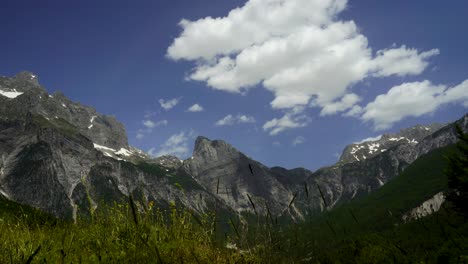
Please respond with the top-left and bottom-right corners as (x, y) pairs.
(137, 120), (168, 139)
(320, 93), (361, 116)
(355, 135), (382, 144)
(370, 45), (440, 77)
(136, 132), (145, 140)
(263, 108), (309, 135)
(143, 119), (168, 129)
(354, 79), (468, 130)
(159, 98), (181, 110)
(187, 103), (204, 112)
(292, 136), (306, 146)
(143, 120), (156, 129)
(167, 0), (438, 115)
(148, 130), (195, 158)
(215, 114), (256, 126)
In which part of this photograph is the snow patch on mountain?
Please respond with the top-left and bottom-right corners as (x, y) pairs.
(93, 143), (142, 161)
(88, 116), (97, 129)
(115, 148), (132, 157)
(368, 143), (380, 154)
(389, 137), (406, 141)
(94, 143), (116, 152)
(0, 88), (23, 99)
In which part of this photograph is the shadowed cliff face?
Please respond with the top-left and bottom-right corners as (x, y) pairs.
(0, 117), (229, 220)
(295, 114), (468, 214)
(0, 72), (128, 150)
(0, 72), (466, 221)
(183, 115), (468, 219)
(183, 137), (294, 215)
(0, 73), (230, 220)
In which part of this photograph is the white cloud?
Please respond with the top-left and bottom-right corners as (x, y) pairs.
(215, 114), (256, 126)
(355, 135), (382, 144)
(157, 120), (168, 126)
(159, 98), (181, 110)
(343, 105), (363, 117)
(215, 115), (236, 126)
(143, 120), (156, 129)
(136, 132), (145, 140)
(370, 46), (440, 77)
(143, 119), (168, 129)
(354, 79), (468, 130)
(292, 136), (306, 146)
(149, 130), (195, 158)
(320, 93), (361, 116)
(187, 103), (204, 112)
(167, 0), (438, 115)
(138, 120), (168, 139)
(263, 108), (309, 136)
(272, 141), (281, 146)
(237, 114), (256, 123)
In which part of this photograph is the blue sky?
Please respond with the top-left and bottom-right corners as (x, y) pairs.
(1, 0), (467, 170)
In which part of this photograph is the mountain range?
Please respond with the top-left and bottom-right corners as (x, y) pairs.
(0, 72), (467, 221)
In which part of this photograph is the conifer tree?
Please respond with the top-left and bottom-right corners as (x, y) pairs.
(445, 125), (468, 216)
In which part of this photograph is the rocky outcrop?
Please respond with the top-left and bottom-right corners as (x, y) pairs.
(297, 114), (468, 212)
(0, 73), (230, 220)
(183, 137), (295, 215)
(339, 124), (444, 164)
(0, 115), (229, 219)
(0, 72), (128, 150)
(0, 72), (466, 221)
(402, 192), (445, 222)
(179, 115), (466, 218)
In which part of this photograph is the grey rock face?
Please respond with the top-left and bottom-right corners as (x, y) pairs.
(297, 115), (468, 212)
(1, 72), (466, 221)
(0, 117), (227, 219)
(183, 115), (467, 218)
(152, 155), (184, 169)
(339, 123), (445, 164)
(0, 72), (128, 150)
(0, 72), (229, 220)
(183, 136), (294, 215)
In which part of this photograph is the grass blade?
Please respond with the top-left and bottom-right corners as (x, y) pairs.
(246, 194), (257, 215)
(129, 194), (139, 226)
(25, 245), (41, 264)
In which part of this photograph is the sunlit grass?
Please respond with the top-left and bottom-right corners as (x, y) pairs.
(0, 199), (264, 263)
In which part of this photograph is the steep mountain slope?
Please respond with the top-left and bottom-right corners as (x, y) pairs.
(0, 72), (127, 150)
(339, 123), (444, 164)
(0, 71), (466, 221)
(282, 144), (468, 263)
(330, 144), (457, 230)
(180, 115), (467, 219)
(295, 115), (468, 214)
(183, 136), (295, 215)
(0, 73), (228, 220)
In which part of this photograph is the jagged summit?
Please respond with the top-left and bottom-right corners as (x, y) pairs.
(0, 72), (128, 150)
(339, 123), (445, 164)
(192, 136), (240, 162)
(1, 72), (467, 221)
(13, 71), (40, 86)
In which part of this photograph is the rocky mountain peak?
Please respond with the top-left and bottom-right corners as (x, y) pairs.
(13, 71), (40, 86)
(339, 123), (445, 164)
(0, 72), (129, 150)
(152, 155), (184, 169)
(193, 136), (240, 162)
